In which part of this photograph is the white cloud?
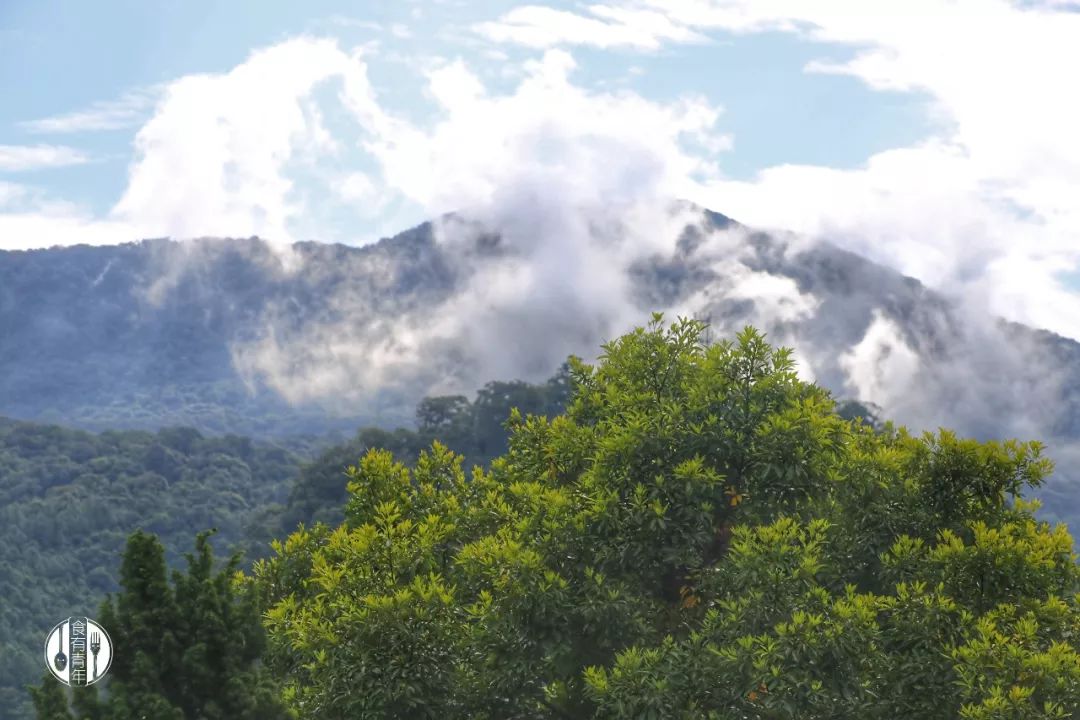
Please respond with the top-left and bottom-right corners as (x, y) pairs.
(839, 310), (920, 408)
(111, 36), (387, 244)
(727, 269), (819, 325)
(646, 0), (1080, 343)
(0, 208), (135, 250)
(338, 171), (378, 203)
(233, 48), (732, 403)
(475, 4), (707, 50)
(336, 170), (394, 219)
(0, 182), (27, 208)
(0, 182), (131, 250)
(19, 87), (161, 134)
(0, 144), (91, 171)
(500, 0), (1076, 342)
(474, 0), (1080, 345)
(367, 50), (724, 215)
(0, 37), (393, 250)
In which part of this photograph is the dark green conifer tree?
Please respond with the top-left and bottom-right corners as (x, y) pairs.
(32, 530), (287, 720)
(26, 675), (70, 720)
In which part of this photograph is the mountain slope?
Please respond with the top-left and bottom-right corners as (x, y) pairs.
(0, 225), (456, 436)
(0, 419), (306, 720)
(2, 204), (1079, 518)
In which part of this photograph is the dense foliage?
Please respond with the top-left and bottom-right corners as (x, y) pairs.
(256, 317), (1080, 718)
(4, 372), (565, 720)
(275, 366), (572, 533)
(0, 422), (304, 720)
(29, 530), (288, 720)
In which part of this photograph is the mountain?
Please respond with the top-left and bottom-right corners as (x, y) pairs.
(4, 203), (1080, 719)
(2, 203), (1079, 520)
(0, 226), (455, 437)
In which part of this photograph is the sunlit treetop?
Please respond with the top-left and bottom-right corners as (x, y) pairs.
(255, 316), (1080, 719)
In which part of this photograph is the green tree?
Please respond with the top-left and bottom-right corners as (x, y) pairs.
(33, 530), (288, 720)
(26, 677), (70, 720)
(416, 395), (472, 436)
(277, 366), (573, 535)
(256, 316), (1080, 719)
(0, 420), (304, 720)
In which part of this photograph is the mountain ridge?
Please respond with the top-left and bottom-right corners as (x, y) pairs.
(3, 204), (1079, 487)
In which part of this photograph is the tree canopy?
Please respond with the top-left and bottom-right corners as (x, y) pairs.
(0, 423), (304, 720)
(4, 371), (568, 720)
(275, 365), (572, 533)
(31, 530), (288, 720)
(255, 316), (1080, 719)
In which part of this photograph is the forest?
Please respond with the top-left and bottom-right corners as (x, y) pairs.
(0, 370), (571, 720)
(17, 317), (1080, 718)
(0, 422), (304, 720)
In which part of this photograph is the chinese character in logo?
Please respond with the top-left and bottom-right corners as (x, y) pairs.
(44, 617), (112, 686)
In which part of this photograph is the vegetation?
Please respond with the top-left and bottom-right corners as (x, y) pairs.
(274, 365), (572, 533)
(29, 530), (288, 720)
(0, 232), (453, 439)
(16, 318), (1080, 718)
(2, 372), (566, 720)
(0, 422), (304, 720)
(252, 317), (1080, 718)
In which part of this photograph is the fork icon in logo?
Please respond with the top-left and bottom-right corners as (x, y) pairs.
(90, 631), (101, 681)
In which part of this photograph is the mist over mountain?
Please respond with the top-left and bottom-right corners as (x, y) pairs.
(3, 202), (1079, 523)
(0, 226), (456, 436)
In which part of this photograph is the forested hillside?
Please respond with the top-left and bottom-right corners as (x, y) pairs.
(0, 369), (569, 720)
(0, 421), (307, 719)
(268, 366), (572, 535)
(5, 210), (1080, 536)
(5, 207), (1079, 445)
(30, 319), (1080, 719)
(0, 226), (453, 437)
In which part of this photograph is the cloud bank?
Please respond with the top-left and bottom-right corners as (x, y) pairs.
(2, 2), (1080, 480)
(478, 0), (1080, 343)
(228, 48), (729, 406)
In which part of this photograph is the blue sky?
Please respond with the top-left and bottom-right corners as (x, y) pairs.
(1, 0), (1079, 340)
(0, 1), (930, 222)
